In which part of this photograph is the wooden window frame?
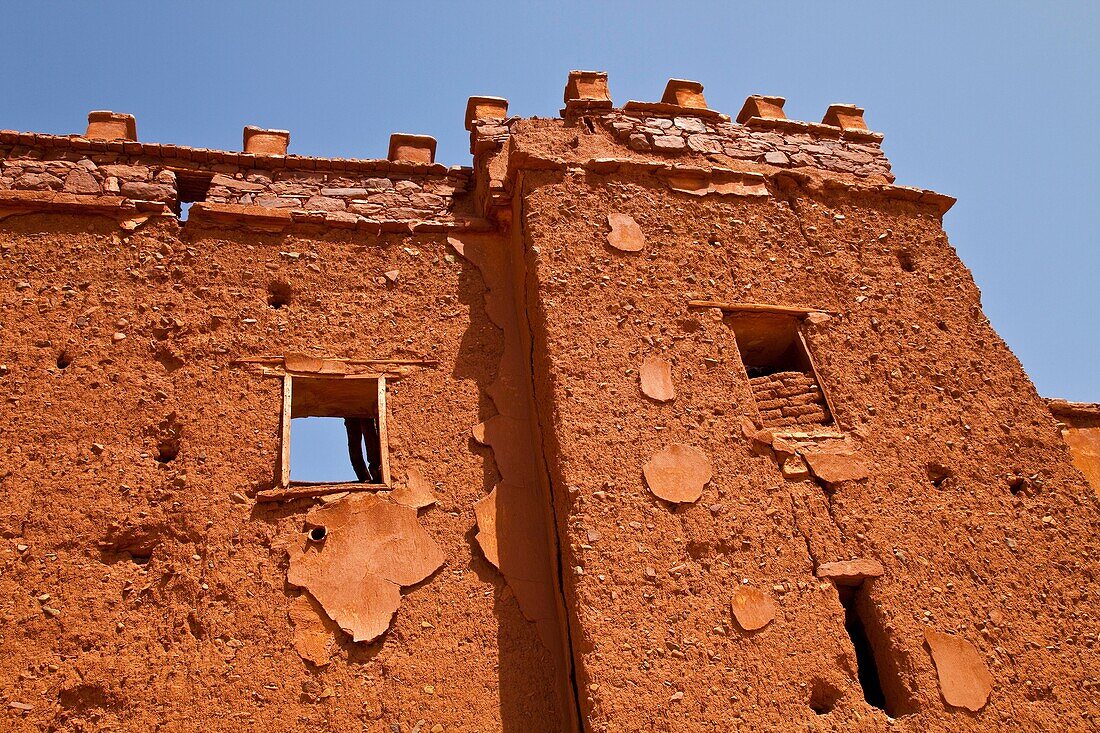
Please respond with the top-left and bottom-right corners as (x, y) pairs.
(278, 373), (390, 490)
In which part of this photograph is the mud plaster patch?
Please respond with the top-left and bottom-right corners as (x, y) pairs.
(606, 212), (645, 252)
(924, 628), (993, 712)
(640, 356), (675, 402)
(389, 466), (436, 509)
(803, 450), (871, 486)
(474, 483), (558, 628)
(731, 586), (776, 632)
(643, 443), (712, 504)
(288, 594), (338, 666)
(287, 493), (444, 643)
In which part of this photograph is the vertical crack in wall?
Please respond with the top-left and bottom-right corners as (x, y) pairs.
(789, 491), (821, 570)
(511, 188), (587, 732)
(452, 218), (583, 733)
(521, 251), (587, 733)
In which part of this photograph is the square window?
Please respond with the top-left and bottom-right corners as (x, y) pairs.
(279, 375), (390, 488)
(723, 311), (834, 429)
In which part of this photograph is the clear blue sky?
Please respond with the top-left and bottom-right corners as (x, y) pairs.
(3, 2), (1096, 402)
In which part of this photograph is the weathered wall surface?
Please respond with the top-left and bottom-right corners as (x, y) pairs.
(0, 212), (564, 731)
(511, 115), (1100, 730)
(3, 72), (1099, 732)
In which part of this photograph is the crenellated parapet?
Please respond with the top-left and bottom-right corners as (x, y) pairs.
(555, 72), (892, 182)
(1, 71), (929, 232)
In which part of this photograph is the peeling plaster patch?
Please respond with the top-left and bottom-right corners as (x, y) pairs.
(474, 484), (558, 628)
(287, 494), (444, 643)
(471, 415), (538, 487)
(924, 628), (993, 712)
(731, 586), (776, 631)
(288, 594), (337, 666)
(606, 213), (645, 252)
(451, 232), (569, 680)
(643, 444), (712, 504)
(804, 451), (871, 486)
(390, 467), (436, 509)
(640, 356), (675, 402)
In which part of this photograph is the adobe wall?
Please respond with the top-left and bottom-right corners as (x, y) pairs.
(2, 72), (1099, 733)
(0, 182), (568, 729)
(502, 92), (1100, 729)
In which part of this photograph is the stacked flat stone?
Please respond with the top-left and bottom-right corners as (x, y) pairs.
(0, 154), (175, 202)
(750, 370), (831, 428)
(204, 172), (457, 222)
(0, 132), (466, 227)
(601, 111), (893, 182)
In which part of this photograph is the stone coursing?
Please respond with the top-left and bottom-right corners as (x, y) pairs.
(0, 133), (467, 226)
(203, 170), (460, 224)
(599, 111), (894, 182)
(749, 370), (831, 428)
(0, 148), (176, 202)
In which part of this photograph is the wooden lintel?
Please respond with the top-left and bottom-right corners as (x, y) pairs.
(687, 300), (837, 316)
(232, 356), (438, 366)
(255, 482), (389, 503)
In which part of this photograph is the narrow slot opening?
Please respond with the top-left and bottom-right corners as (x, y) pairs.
(835, 583), (915, 717)
(838, 585), (888, 712)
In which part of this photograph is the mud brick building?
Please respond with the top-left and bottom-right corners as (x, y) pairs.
(1, 72), (1098, 731)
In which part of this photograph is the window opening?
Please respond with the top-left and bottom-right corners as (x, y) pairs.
(173, 171), (213, 221)
(724, 311), (833, 429)
(281, 375), (389, 487)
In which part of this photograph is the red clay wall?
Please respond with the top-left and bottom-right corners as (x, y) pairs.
(0, 212), (564, 731)
(512, 121), (1100, 729)
(3, 76), (1099, 732)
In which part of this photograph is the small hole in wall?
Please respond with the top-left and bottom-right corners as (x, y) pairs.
(926, 462), (953, 488)
(582, 117), (596, 134)
(268, 281), (293, 309)
(308, 526), (327, 542)
(808, 678), (842, 714)
(56, 350), (73, 369)
(895, 249), (917, 272)
(150, 412), (182, 463)
(156, 438), (180, 463)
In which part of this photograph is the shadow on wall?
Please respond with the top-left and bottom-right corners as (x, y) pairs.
(452, 245), (566, 731)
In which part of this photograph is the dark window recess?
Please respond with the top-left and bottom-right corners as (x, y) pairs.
(725, 311), (833, 429)
(173, 171), (214, 221)
(286, 376), (387, 486)
(836, 584), (914, 717)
